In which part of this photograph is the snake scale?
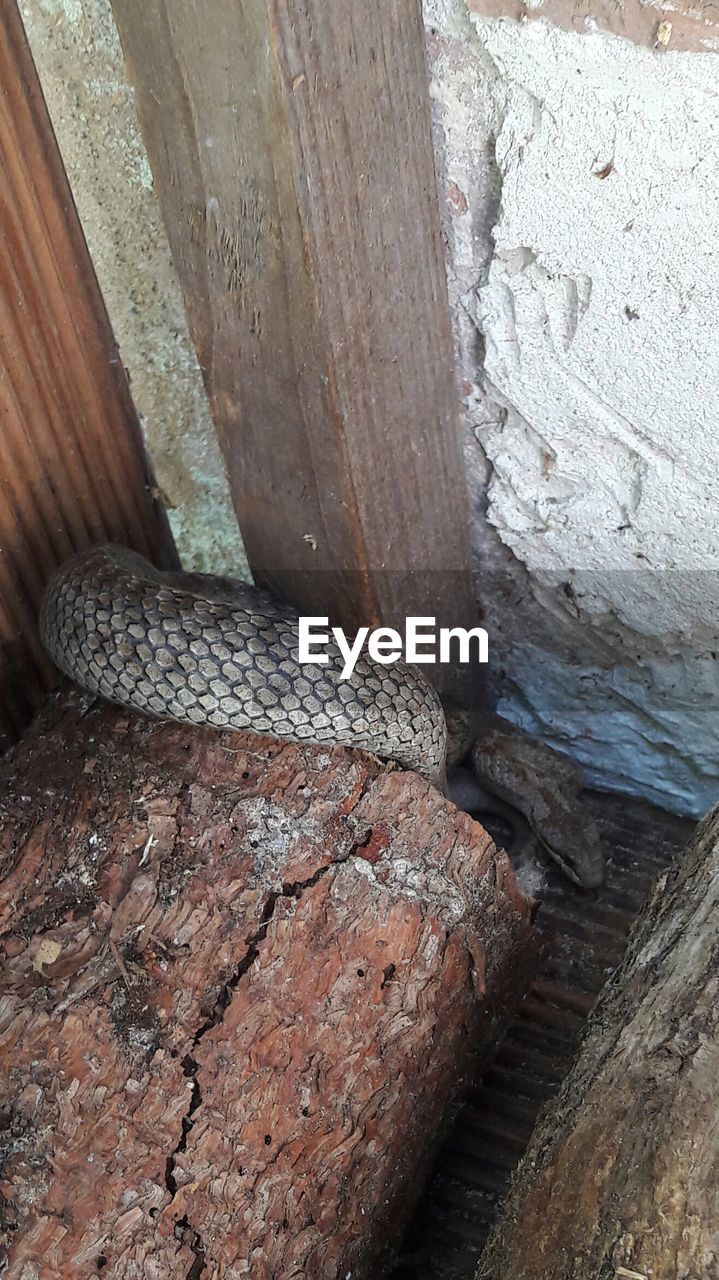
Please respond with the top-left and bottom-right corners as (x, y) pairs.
(40, 544), (448, 786)
(40, 544), (603, 889)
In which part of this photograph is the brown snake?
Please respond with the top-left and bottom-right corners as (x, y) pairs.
(40, 544), (603, 888)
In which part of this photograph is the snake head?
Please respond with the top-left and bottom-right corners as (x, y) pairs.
(536, 802), (604, 890)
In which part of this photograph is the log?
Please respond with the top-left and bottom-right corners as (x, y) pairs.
(477, 805), (718, 1280)
(0, 695), (534, 1279)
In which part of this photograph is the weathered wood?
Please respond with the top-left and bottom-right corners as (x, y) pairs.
(0, 695), (534, 1280)
(110, 0), (475, 654)
(0, 1), (176, 750)
(476, 806), (717, 1280)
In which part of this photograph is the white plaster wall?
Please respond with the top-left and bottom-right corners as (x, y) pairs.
(426, 2), (719, 816)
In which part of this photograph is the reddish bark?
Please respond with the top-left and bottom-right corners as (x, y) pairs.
(0, 695), (534, 1279)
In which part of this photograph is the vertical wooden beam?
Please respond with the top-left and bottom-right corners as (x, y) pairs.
(111, 0), (476, 653)
(0, 1), (176, 748)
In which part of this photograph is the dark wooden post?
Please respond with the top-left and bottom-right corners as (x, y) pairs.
(0, 0), (176, 748)
(110, 0), (476, 670)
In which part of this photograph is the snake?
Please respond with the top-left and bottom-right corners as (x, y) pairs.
(40, 544), (448, 788)
(40, 543), (603, 889)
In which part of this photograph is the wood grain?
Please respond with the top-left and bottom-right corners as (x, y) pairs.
(0, 1), (176, 749)
(1, 696), (534, 1278)
(111, 0), (476, 656)
(477, 806), (719, 1280)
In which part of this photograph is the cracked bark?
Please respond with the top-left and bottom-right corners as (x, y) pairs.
(164, 861), (352, 1213)
(477, 805), (719, 1280)
(0, 693), (535, 1279)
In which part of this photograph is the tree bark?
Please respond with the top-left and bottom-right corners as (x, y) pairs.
(477, 805), (717, 1280)
(0, 695), (534, 1279)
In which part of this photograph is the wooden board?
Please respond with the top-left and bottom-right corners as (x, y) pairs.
(0, 695), (535, 1278)
(110, 0), (476, 663)
(0, 1), (176, 749)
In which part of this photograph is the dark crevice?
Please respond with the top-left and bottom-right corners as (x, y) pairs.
(349, 825), (374, 856)
(174, 1214), (206, 1279)
(162, 840), (360, 1257)
(466, 946), (477, 994)
(165, 1054), (202, 1196)
(191, 849), (351, 1046)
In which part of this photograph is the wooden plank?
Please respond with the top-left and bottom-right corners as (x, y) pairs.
(110, 0), (475, 654)
(0, 0), (176, 749)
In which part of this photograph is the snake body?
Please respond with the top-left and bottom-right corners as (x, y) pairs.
(40, 544), (448, 789)
(41, 544), (604, 888)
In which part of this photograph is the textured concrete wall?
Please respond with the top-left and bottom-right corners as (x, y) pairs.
(19, 0), (248, 578)
(426, 1), (719, 815)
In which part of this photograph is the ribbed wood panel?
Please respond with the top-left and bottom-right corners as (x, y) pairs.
(0, 1), (176, 749)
